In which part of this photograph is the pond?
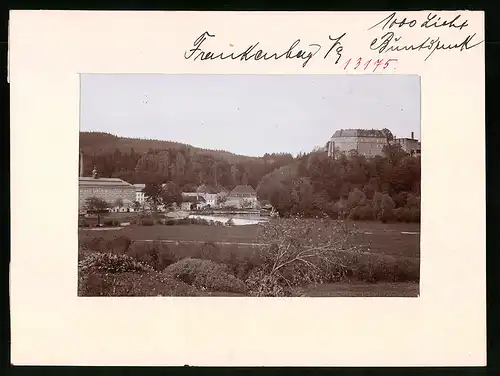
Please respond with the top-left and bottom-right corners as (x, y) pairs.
(188, 214), (270, 226)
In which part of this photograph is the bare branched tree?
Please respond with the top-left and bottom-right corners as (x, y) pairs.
(254, 217), (361, 291)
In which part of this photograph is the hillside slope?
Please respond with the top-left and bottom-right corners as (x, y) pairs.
(79, 131), (257, 163)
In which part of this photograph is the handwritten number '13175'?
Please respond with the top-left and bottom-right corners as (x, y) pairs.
(344, 58), (398, 71)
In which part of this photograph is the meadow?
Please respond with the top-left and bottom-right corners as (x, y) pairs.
(78, 218), (420, 297)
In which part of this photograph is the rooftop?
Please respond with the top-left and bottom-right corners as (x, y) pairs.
(79, 177), (134, 187)
(394, 137), (419, 142)
(332, 129), (387, 138)
(230, 185), (257, 196)
(133, 183), (146, 191)
(196, 184), (215, 194)
(182, 195), (206, 203)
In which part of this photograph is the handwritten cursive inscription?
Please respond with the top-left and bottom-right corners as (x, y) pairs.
(323, 33), (346, 64)
(368, 12), (482, 61)
(370, 31), (483, 61)
(183, 13), (481, 68)
(420, 12), (469, 30)
(368, 11), (469, 31)
(184, 31), (346, 68)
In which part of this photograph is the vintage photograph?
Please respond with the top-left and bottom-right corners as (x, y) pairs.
(78, 74), (421, 297)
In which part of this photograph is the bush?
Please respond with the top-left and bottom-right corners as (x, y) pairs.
(109, 236), (132, 254)
(164, 258), (247, 293)
(199, 241), (221, 262)
(80, 236), (108, 252)
(377, 208), (395, 223)
(140, 217), (154, 226)
(245, 268), (291, 297)
(348, 205), (374, 221)
(408, 207), (420, 222)
(102, 219), (120, 227)
(79, 252), (153, 274)
(78, 218), (89, 228)
(349, 254), (419, 283)
(126, 242), (178, 271)
(78, 271), (202, 297)
(189, 243), (263, 281)
(230, 258), (261, 281)
(78, 247), (91, 262)
(162, 218), (214, 226)
(394, 207), (420, 223)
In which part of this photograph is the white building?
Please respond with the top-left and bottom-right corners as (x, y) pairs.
(134, 184), (146, 204)
(204, 193), (217, 207)
(182, 185), (219, 208)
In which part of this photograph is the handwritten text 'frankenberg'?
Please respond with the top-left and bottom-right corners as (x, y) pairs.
(183, 12), (483, 67)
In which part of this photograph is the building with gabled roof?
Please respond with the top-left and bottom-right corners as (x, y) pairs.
(196, 184), (214, 194)
(223, 185), (258, 209)
(180, 194), (207, 210)
(229, 185), (257, 198)
(79, 175), (136, 212)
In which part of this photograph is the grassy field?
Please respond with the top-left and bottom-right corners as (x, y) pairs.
(295, 282), (419, 297)
(79, 220), (420, 297)
(79, 220), (420, 259)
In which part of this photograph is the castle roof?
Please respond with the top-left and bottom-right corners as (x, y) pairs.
(332, 129), (387, 138)
(79, 177), (134, 188)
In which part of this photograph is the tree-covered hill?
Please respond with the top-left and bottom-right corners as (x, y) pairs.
(79, 131), (257, 164)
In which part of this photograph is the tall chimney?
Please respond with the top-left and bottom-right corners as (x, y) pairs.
(411, 132), (414, 140)
(79, 151), (83, 177)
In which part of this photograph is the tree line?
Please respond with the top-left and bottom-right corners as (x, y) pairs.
(256, 144), (420, 222)
(80, 132), (420, 222)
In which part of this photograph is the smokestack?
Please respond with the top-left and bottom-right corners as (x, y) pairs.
(411, 132), (414, 140)
(79, 151), (83, 177)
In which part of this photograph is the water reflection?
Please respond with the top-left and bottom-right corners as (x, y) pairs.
(188, 214), (269, 226)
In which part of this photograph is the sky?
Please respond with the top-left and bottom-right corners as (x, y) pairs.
(80, 74), (420, 157)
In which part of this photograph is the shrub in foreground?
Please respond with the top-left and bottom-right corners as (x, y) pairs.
(349, 254), (420, 283)
(140, 217), (154, 226)
(79, 252), (153, 274)
(245, 268), (291, 297)
(126, 242), (178, 271)
(103, 219), (121, 227)
(189, 242), (264, 280)
(78, 271), (202, 297)
(164, 258), (247, 294)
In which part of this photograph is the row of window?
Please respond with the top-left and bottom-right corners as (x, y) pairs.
(81, 188), (134, 195)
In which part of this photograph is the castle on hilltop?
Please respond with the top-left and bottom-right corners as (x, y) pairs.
(327, 129), (421, 158)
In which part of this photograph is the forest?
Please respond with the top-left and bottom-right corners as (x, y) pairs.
(80, 131), (420, 222)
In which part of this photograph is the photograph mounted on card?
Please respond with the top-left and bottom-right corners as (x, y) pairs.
(77, 73), (422, 298)
(9, 10), (485, 366)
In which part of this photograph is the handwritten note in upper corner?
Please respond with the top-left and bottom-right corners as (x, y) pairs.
(182, 11), (484, 70)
